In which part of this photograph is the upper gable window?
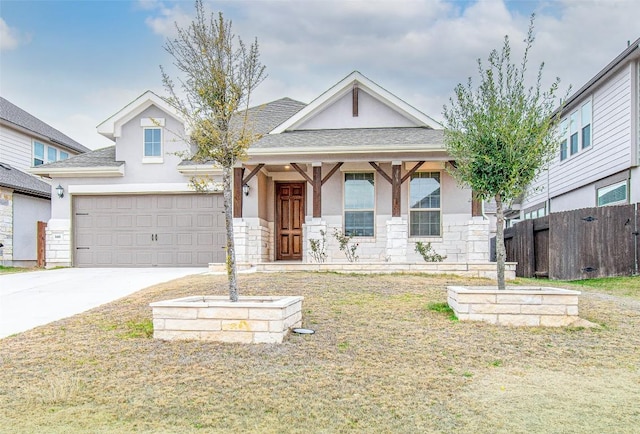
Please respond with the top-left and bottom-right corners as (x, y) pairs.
(141, 118), (165, 163)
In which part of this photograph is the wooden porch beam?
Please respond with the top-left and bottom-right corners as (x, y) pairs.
(321, 162), (343, 186)
(401, 161), (426, 183)
(369, 161), (392, 184)
(233, 167), (244, 218)
(242, 164), (264, 184)
(290, 163), (313, 184)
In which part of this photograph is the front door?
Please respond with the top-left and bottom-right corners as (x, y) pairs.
(276, 182), (305, 260)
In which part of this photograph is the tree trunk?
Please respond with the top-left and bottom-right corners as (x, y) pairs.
(494, 193), (506, 290)
(222, 165), (239, 301)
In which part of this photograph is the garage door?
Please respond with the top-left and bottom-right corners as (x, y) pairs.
(73, 194), (226, 267)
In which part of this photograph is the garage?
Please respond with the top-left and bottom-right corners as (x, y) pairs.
(73, 194), (226, 267)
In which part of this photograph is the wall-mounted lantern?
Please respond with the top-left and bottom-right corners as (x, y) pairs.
(55, 184), (64, 199)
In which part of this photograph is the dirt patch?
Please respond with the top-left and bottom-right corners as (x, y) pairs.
(0, 272), (638, 433)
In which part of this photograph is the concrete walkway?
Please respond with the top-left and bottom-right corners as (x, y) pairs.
(0, 267), (207, 338)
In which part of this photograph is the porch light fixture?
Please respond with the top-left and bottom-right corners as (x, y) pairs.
(242, 183), (250, 196)
(55, 184), (64, 199)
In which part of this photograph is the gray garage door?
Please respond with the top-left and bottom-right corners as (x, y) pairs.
(73, 194), (226, 267)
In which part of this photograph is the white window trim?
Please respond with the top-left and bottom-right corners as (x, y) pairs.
(408, 171), (443, 238)
(142, 125), (164, 163)
(559, 96), (593, 162)
(343, 171), (376, 237)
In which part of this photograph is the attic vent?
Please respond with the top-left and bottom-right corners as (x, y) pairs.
(352, 83), (359, 117)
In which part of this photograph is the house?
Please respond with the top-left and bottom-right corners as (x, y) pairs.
(31, 72), (491, 269)
(518, 38), (640, 219)
(0, 97), (90, 266)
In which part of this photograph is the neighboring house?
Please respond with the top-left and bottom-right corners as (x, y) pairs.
(518, 38), (640, 220)
(0, 97), (90, 266)
(32, 72), (490, 268)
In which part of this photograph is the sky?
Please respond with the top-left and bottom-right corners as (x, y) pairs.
(1, 0), (639, 150)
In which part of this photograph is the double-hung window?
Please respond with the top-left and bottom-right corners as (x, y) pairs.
(581, 101), (592, 149)
(559, 119), (568, 161)
(48, 147), (57, 163)
(409, 172), (441, 237)
(144, 128), (162, 158)
(344, 172), (375, 236)
(569, 112), (579, 155)
(33, 141), (45, 166)
(141, 117), (165, 163)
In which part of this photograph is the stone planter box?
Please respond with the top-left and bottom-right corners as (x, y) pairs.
(150, 295), (303, 343)
(447, 286), (581, 327)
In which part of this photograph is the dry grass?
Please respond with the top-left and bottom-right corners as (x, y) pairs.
(0, 272), (638, 433)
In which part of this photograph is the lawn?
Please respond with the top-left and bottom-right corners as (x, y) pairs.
(1, 272), (638, 433)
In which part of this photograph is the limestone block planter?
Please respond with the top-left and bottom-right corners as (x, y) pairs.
(447, 286), (581, 327)
(150, 295), (303, 344)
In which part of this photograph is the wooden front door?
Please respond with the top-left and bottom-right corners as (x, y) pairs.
(276, 182), (305, 260)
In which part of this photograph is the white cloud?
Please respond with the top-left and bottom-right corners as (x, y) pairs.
(0, 17), (24, 51)
(142, 1), (192, 37)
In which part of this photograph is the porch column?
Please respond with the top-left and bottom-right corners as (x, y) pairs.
(392, 161), (402, 217)
(233, 167), (244, 218)
(312, 162), (322, 218)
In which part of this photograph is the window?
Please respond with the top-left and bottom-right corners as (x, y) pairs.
(60, 151), (69, 160)
(344, 172), (374, 236)
(581, 101), (591, 149)
(409, 172), (441, 237)
(559, 119), (568, 161)
(33, 141), (44, 166)
(48, 147), (57, 162)
(560, 98), (592, 160)
(144, 127), (162, 158)
(569, 112), (579, 155)
(597, 181), (627, 206)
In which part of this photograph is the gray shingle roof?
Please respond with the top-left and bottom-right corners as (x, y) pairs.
(37, 146), (121, 169)
(253, 127), (445, 150)
(233, 97), (307, 135)
(0, 97), (90, 154)
(0, 162), (50, 198)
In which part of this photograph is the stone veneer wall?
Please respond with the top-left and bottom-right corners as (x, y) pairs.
(45, 218), (71, 267)
(151, 295), (304, 344)
(234, 218), (271, 264)
(447, 286), (581, 327)
(304, 214), (489, 264)
(0, 187), (13, 262)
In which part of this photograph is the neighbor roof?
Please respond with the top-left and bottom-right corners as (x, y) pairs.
(0, 162), (51, 198)
(0, 97), (90, 154)
(29, 146), (125, 178)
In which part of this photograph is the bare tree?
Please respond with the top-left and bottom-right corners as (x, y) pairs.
(443, 16), (565, 290)
(161, 0), (266, 301)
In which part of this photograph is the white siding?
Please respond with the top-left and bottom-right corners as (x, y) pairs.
(523, 65), (634, 214)
(0, 125), (33, 170)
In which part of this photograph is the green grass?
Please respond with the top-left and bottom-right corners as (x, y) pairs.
(426, 301), (458, 321)
(515, 275), (640, 300)
(0, 265), (39, 274)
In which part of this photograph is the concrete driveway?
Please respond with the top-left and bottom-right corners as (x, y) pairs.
(0, 267), (208, 338)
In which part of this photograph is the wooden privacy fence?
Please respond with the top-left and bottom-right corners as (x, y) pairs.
(504, 203), (639, 280)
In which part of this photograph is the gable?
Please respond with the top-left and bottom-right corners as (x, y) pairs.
(271, 71), (442, 133)
(295, 87), (418, 130)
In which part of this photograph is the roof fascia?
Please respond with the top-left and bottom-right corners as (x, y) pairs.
(557, 38), (640, 115)
(0, 119), (86, 154)
(270, 71), (443, 134)
(28, 165), (125, 178)
(97, 91), (184, 140)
